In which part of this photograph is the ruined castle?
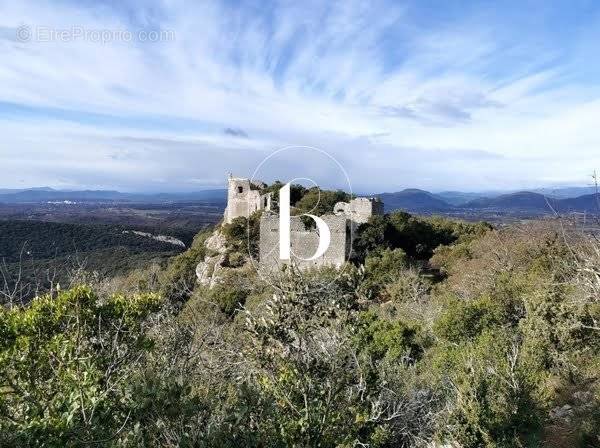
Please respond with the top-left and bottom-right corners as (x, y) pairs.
(223, 175), (273, 224)
(223, 175), (383, 270)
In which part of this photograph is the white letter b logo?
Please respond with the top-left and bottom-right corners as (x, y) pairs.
(279, 183), (331, 261)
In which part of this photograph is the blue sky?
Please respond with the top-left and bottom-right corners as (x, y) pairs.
(1, 0), (600, 192)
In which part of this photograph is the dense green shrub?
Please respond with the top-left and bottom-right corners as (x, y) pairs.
(292, 187), (351, 217)
(433, 295), (519, 343)
(354, 212), (490, 261)
(436, 330), (543, 447)
(221, 211), (261, 258)
(260, 181), (308, 212)
(208, 282), (249, 316)
(354, 310), (424, 363)
(0, 286), (163, 446)
(159, 227), (212, 303)
(362, 247), (408, 296)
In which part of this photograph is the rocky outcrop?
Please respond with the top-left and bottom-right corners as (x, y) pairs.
(548, 390), (595, 425)
(204, 231), (227, 253)
(195, 231), (228, 288)
(122, 230), (186, 248)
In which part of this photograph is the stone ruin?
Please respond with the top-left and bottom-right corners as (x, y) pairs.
(259, 213), (350, 271)
(197, 175), (384, 285)
(333, 196), (384, 224)
(224, 175), (384, 270)
(223, 174), (272, 224)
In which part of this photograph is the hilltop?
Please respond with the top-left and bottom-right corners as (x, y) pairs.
(2, 182), (600, 446)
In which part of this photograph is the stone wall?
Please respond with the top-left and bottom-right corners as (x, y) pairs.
(221, 175), (384, 272)
(259, 213), (349, 270)
(333, 197), (384, 224)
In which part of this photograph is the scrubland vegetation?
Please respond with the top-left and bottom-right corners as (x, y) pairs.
(0, 220), (189, 304)
(1, 209), (599, 447)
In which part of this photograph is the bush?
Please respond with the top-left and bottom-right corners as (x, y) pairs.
(292, 187), (350, 217)
(0, 286), (164, 446)
(221, 212), (261, 259)
(433, 295), (519, 344)
(160, 227), (212, 303)
(208, 282), (249, 316)
(436, 331), (543, 447)
(242, 269), (438, 447)
(382, 267), (430, 304)
(354, 310), (424, 363)
(363, 248), (408, 296)
(261, 181), (307, 212)
(354, 212), (490, 262)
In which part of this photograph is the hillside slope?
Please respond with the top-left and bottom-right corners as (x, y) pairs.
(378, 189), (453, 212)
(463, 191), (559, 211)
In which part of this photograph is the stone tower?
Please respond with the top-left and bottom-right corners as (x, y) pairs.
(223, 174), (272, 224)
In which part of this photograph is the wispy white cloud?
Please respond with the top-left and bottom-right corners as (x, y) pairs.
(1, 0), (600, 191)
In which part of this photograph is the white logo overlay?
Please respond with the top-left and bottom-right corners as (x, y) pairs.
(246, 146), (353, 290)
(278, 182), (331, 262)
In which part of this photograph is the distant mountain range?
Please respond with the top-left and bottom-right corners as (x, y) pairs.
(463, 191), (557, 210)
(531, 186), (598, 199)
(1, 186), (599, 215)
(427, 186), (599, 205)
(378, 189), (600, 215)
(434, 191), (495, 206)
(378, 189), (453, 212)
(0, 188), (228, 204)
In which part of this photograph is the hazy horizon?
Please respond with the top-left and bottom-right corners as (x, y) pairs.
(1, 183), (598, 197)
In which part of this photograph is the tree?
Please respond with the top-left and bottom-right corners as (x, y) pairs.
(292, 188), (350, 217)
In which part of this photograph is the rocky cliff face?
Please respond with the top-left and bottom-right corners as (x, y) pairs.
(195, 230), (228, 288)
